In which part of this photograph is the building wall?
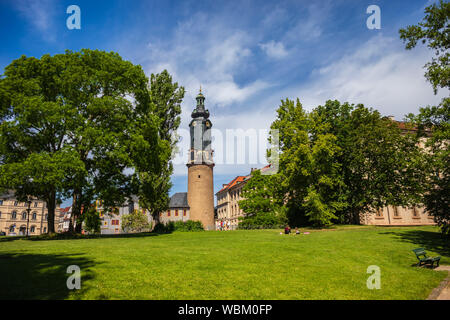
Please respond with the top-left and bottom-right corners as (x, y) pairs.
(0, 197), (58, 236)
(160, 208), (190, 224)
(216, 181), (246, 230)
(360, 205), (435, 226)
(95, 200), (153, 235)
(187, 164), (215, 230)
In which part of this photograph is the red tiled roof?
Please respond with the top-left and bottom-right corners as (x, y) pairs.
(60, 206), (71, 213)
(217, 164), (276, 194)
(217, 176), (247, 194)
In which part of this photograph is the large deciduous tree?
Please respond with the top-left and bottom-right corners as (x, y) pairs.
(268, 99), (424, 227)
(238, 170), (287, 229)
(136, 70), (184, 229)
(0, 49), (171, 234)
(400, 0), (450, 236)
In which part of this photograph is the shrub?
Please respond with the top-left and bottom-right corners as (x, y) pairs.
(238, 212), (286, 230)
(173, 220), (204, 232)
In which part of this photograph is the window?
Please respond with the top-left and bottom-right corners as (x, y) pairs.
(175, 209), (178, 217)
(0, 212), (2, 219)
(11, 211), (17, 219)
(43, 227), (46, 233)
(412, 207), (419, 217)
(14, 201), (18, 206)
(376, 208), (383, 217)
(32, 212), (37, 220)
(183, 209), (187, 216)
(34, 202), (38, 208)
(44, 214), (48, 220)
(393, 206), (399, 217)
(168, 210), (171, 217)
(0, 200), (3, 205)
(22, 212), (27, 220)
(9, 225), (15, 233)
(30, 226), (35, 233)
(198, 175), (201, 178)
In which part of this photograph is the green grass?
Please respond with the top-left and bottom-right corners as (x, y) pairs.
(0, 226), (448, 300)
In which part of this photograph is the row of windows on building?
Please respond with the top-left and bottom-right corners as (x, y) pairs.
(375, 206), (424, 218)
(102, 220), (120, 226)
(8, 225), (46, 233)
(164, 209), (187, 217)
(0, 200), (41, 207)
(217, 204), (241, 218)
(217, 189), (242, 204)
(0, 211), (45, 220)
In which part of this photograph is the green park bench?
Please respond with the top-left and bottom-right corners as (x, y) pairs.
(412, 248), (441, 268)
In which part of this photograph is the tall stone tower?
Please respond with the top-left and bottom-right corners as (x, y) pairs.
(187, 89), (215, 230)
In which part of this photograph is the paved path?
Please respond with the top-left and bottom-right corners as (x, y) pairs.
(427, 266), (450, 300)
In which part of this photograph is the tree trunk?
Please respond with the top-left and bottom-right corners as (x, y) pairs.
(46, 189), (56, 234)
(71, 189), (83, 234)
(152, 211), (161, 231)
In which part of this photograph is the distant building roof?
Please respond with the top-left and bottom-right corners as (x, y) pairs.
(217, 175), (248, 194)
(169, 192), (189, 209)
(216, 164), (275, 195)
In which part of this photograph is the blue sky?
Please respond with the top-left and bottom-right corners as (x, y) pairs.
(0, 0), (446, 206)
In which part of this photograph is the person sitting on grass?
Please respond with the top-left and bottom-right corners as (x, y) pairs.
(295, 228), (300, 235)
(284, 225), (291, 235)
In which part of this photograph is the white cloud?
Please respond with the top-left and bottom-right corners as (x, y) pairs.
(12, 0), (57, 41)
(295, 34), (448, 119)
(259, 40), (288, 59)
(143, 14), (268, 109)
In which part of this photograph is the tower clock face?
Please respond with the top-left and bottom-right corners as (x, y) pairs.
(205, 121), (211, 128)
(192, 121), (197, 127)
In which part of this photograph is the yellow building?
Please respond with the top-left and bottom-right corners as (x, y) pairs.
(0, 191), (58, 236)
(216, 175), (248, 230)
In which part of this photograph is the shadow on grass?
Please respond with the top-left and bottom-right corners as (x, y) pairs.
(0, 231), (162, 243)
(0, 252), (96, 300)
(380, 229), (450, 257)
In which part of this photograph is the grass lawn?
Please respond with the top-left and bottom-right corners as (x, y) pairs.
(0, 225), (448, 300)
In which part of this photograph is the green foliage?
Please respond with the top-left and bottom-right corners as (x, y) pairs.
(400, 2), (450, 237)
(238, 170), (287, 229)
(121, 210), (151, 233)
(399, 0), (449, 93)
(78, 208), (101, 234)
(153, 221), (175, 234)
(152, 220), (203, 233)
(238, 212), (286, 230)
(135, 70), (184, 228)
(172, 220), (204, 232)
(269, 99), (425, 227)
(0, 50), (178, 234)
